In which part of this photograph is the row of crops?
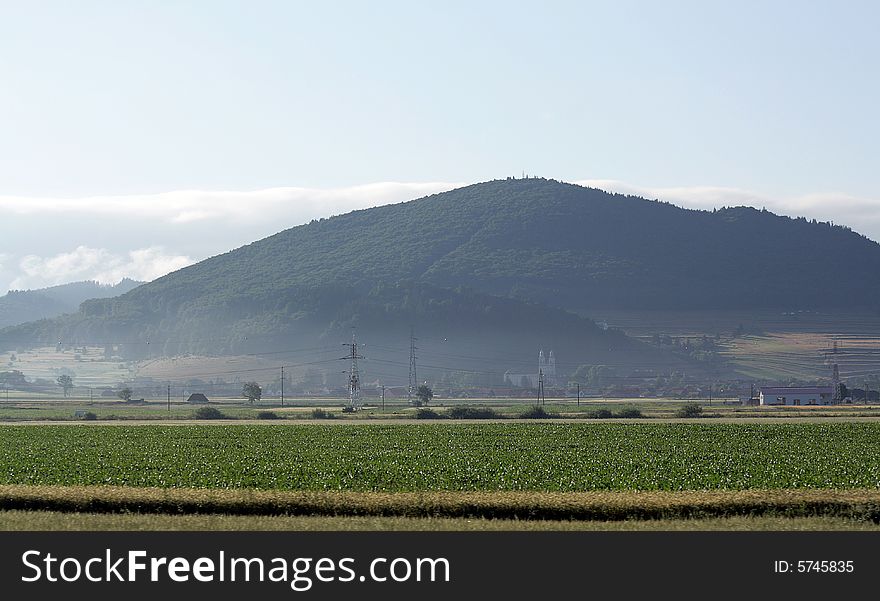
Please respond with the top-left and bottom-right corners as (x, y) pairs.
(2, 423), (880, 492)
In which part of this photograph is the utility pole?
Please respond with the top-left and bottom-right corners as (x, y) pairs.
(408, 327), (418, 405)
(577, 383), (580, 407)
(167, 383), (171, 412)
(89, 387), (93, 403)
(538, 369), (545, 406)
(381, 385), (385, 412)
(281, 366), (284, 408)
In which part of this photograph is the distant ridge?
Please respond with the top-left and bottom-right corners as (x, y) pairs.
(0, 279), (143, 329)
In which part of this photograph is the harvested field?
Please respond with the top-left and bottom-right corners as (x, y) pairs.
(2, 485), (880, 522)
(3, 510), (878, 531)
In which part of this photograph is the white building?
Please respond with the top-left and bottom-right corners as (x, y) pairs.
(758, 386), (833, 406)
(504, 350), (557, 388)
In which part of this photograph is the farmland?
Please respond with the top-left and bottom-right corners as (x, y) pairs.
(3, 423), (880, 492)
(3, 422), (880, 529)
(595, 309), (880, 381)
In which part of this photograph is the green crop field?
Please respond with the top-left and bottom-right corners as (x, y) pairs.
(2, 423), (880, 492)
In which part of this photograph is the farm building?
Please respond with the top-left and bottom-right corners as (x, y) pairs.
(186, 393), (210, 404)
(758, 386), (833, 406)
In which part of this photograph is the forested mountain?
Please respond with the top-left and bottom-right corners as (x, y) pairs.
(0, 279), (143, 329)
(1, 178), (878, 374)
(99, 177), (880, 313)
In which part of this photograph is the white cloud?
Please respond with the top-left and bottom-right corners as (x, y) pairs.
(575, 179), (880, 241)
(10, 246), (193, 290)
(0, 182), (464, 226)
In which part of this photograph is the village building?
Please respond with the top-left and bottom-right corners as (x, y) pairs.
(758, 386), (833, 406)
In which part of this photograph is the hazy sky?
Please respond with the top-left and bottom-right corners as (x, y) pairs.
(1, 1), (878, 293)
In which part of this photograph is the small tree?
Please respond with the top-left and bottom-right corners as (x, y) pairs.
(117, 387), (133, 402)
(242, 381), (262, 404)
(416, 384), (433, 406)
(56, 375), (73, 398)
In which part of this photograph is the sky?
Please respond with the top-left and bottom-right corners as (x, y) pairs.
(0, 1), (878, 293)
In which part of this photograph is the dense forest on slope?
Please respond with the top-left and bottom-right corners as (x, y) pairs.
(96, 178), (880, 313)
(0, 280), (641, 359)
(0, 279), (142, 329)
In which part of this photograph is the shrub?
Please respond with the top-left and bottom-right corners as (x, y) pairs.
(194, 406), (226, 420)
(82, 412), (98, 421)
(446, 406), (499, 419)
(675, 403), (704, 418)
(415, 408), (441, 419)
(587, 409), (613, 419)
(520, 406), (557, 419)
(311, 408), (335, 419)
(616, 408), (643, 419)
(257, 411), (280, 420)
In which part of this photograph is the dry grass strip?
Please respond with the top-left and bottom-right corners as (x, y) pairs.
(2, 485), (880, 522)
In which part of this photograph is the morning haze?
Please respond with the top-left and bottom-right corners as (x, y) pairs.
(1, 1), (879, 537)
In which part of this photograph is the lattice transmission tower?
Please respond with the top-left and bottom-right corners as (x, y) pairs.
(832, 363), (841, 404)
(408, 327), (418, 405)
(342, 331), (364, 410)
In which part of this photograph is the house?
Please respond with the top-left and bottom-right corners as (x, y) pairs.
(758, 386), (833, 406)
(186, 393), (210, 404)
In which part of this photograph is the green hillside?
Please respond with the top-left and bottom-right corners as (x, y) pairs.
(111, 177), (880, 312)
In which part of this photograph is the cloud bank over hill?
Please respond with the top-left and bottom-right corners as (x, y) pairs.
(577, 180), (880, 242)
(13, 246), (194, 291)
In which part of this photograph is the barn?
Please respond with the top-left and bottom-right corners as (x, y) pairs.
(758, 386), (833, 406)
(186, 393), (210, 404)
